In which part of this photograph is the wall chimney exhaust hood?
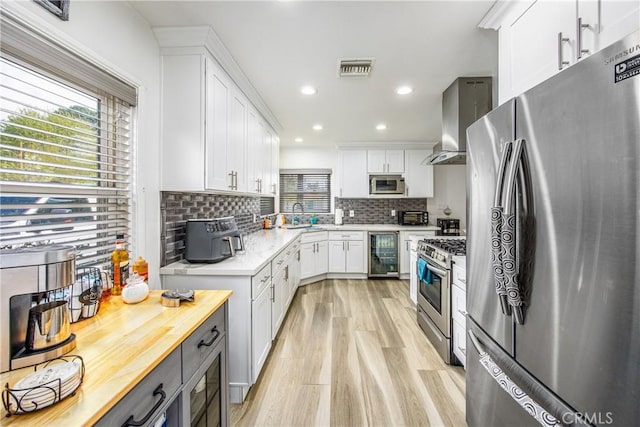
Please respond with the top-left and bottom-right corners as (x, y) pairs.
(426, 77), (492, 165)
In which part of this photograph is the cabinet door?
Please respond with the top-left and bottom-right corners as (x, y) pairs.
(314, 241), (329, 276)
(270, 133), (279, 196)
(328, 240), (346, 273)
(247, 108), (261, 193)
(409, 251), (418, 305)
(594, 0), (639, 51)
(271, 267), (286, 339)
(300, 242), (315, 279)
(367, 150), (386, 173)
(251, 284), (272, 381)
(404, 149), (434, 197)
(345, 240), (365, 273)
(262, 127), (273, 195)
(160, 54), (205, 191)
(453, 319), (466, 367)
(339, 150), (368, 198)
(229, 89), (248, 192)
(205, 57), (232, 191)
(385, 150), (405, 173)
(507, 0), (575, 98)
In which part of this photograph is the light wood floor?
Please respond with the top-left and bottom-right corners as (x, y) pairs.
(230, 279), (466, 427)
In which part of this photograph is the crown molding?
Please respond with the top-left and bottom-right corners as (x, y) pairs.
(334, 141), (438, 150)
(478, 0), (533, 30)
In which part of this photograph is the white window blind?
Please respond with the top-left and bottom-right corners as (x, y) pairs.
(279, 169), (331, 213)
(0, 53), (132, 267)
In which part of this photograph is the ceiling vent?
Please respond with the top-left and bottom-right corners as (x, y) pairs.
(338, 58), (374, 77)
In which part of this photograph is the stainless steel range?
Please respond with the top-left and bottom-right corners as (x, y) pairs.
(416, 238), (465, 365)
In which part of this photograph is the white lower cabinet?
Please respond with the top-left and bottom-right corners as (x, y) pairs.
(400, 231), (435, 275)
(271, 264), (287, 339)
(251, 281), (271, 382)
(327, 231), (365, 273)
(409, 243), (418, 305)
(300, 232), (328, 279)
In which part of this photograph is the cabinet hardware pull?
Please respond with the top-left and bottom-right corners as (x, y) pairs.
(457, 346), (466, 356)
(271, 284), (275, 302)
(459, 278), (466, 283)
(557, 32), (570, 70)
(285, 265), (289, 280)
(121, 384), (166, 427)
(458, 309), (468, 316)
(197, 326), (221, 348)
(347, 241), (350, 251)
(577, 17), (590, 59)
(229, 171), (235, 189)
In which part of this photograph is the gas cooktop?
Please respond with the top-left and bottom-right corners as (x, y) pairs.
(424, 238), (466, 256)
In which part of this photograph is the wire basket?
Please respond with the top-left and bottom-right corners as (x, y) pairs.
(68, 267), (103, 323)
(2, 355), (85, 416)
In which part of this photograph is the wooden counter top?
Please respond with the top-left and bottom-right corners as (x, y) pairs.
(0, 289), (232, 426)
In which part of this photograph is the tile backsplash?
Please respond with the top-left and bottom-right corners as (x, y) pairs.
(161, 192), (264, 266)
(335, 198), (428, 224)
(161, 193), (429, 266)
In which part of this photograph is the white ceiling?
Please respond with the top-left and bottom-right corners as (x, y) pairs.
(130, 1), (498, 147)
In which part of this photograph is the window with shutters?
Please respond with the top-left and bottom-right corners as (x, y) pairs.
(279, 169), (331, 213)
(0, 18), (135, 268)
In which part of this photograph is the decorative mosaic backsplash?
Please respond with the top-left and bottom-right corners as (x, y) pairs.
(161, 193), (429, 266)
(161, 192), (266, 266)
(335, 198), (428, 224)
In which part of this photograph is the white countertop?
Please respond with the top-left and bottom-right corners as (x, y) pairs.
(160, 224), (439, 277)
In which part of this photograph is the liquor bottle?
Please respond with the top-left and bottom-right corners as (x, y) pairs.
(111, 234), (129, 296)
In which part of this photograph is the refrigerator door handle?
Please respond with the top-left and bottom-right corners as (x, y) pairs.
(468, 330), (562, 427)
(502, 139), (526, 324)
(492, 141), (514, 316)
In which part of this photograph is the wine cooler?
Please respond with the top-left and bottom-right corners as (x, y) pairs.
(368, 232), (400, 277)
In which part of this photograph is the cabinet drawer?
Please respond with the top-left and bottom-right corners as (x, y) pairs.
(96, 347), (181, 427)
(272, 246), (291, 273)
(252, 263), (271, 299)
(182, 306), (226, 382)
(453, 319), (466, 367)
(451, 284), (467, 326)
(452, 262), (466, 290)
(328, 231), (364, 241)
(300, 231), (327, 243)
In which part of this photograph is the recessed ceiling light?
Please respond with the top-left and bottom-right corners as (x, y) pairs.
(312, 124), (323, 131)
(294, 137), (303, 143)
(396, 86), (413, 95)
(300, 86), (317, 95)
(376, 123), (387, 131)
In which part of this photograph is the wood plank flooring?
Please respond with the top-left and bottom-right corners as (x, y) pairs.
(230, 279), (466, 427)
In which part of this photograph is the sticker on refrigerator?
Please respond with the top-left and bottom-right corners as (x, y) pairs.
(614, 53), (640, 83)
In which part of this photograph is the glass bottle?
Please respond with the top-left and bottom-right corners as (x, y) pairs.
(132, 256), (149, 283)
(111, 234), (129, 296)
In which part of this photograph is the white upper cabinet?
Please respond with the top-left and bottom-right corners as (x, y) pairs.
(367, 149), (404, 174)
(156, 27), (281, 194)
(338, 150), (368, 198)
(404, 149), (434, 198)
(160, 54), (206, 192)
(205, 56), (232, 191)
(228, 88), (248, 193)
(486, 0), (639, 104)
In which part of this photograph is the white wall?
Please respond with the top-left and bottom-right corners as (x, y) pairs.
(4, 1), (163, 288)
(428, 165), (467, 231)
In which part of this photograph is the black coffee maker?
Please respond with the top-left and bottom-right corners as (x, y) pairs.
(436, 218), (461, 236)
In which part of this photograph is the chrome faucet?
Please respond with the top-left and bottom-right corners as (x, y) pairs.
(291, 202), (304, 225)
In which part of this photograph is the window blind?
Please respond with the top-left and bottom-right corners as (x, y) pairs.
(0, 54), (132, 268)
(279, 169), (331, 213)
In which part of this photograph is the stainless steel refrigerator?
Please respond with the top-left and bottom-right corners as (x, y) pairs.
(466, 30), (639, 426)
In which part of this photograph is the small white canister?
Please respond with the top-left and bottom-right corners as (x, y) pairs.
(122, 273), (149, 304)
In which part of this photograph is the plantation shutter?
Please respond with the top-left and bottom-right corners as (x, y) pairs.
(279, 169), (331, 213)
(0, 14), (134, 268)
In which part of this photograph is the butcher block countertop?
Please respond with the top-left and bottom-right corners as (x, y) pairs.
(0, 289), (232, 426)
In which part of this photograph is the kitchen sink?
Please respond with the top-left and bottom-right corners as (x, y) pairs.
(283, 224), (312, 229)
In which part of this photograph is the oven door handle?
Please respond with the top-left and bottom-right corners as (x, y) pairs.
(422, 260), (448, 278)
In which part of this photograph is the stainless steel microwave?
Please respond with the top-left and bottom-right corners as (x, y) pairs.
(369, 175), (405, 195)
